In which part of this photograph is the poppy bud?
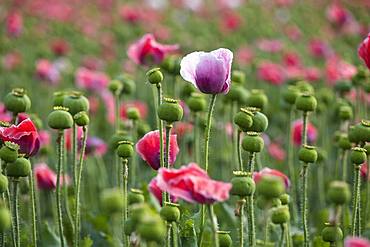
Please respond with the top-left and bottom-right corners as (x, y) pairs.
(117, 141), (134, 159)
(279, 194), (290, 205)
(128, 189), (145, 205)
(321, 224), (343, 243)
(232, 70), (245, 84)
(242, 132), (264, 153)
(246, 89), (268, 111)
(146, 68), (164, 85)
(127, 107), (140, 121)
(0, 175), (8, 193)
(348, 125), (361, 144)
(271, 206), (290, 224)
(108, 80), (123, 95)
(137, 216), (166, 243)
(4, 88), (31, 114)
(327, 181), (351, 205)
(249, 111), (268, 133)
(100, 188), (123, 214)
(218, 231), (232, 247)
(160, 202), (180, 222)
(6, 157), (31, 177)
(109, 131), (132, 150)
(233, 108), (253, 132)
(334, 80), (352, 95)
(74, 111), (89, 126)
(338, 105), (353, 121)
(47, 107), (73, 130)
(353, 120), (370, 143)
(282, 86), (299, 105)
(295, 93), (317, 112)
(0, 206), (11, 232)
(0, 142), (19, 163)
(256, 176), (285, 199)
(158, 98), (183, 123)
(226, 84), (249, 104)
(230, 172), (255, 197)
(53, 91), (66, 107)
(187, 93), (207, 113)
(296, 80), (314, 94)
(63, 91), (89, 116)
(338, 134), (351, 150)
(298, 145), (318, 163)
(350, 147), (367, 165)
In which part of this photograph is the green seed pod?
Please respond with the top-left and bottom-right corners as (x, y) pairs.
(218, 231), (232, 247)
(271, 197), (282, 207)
(327, 181), (351, 205)
(233, 108), (253, 132)
(295, 93), (317, 112)
(4, 88), (31, 114)
(127, 107), (140, 121)
(6, 157), (31, 177)
(317, 88), (334, 106)
(338, 105), (353, 121)
(63, 91), (89, 116)
(128, 189), (145, 205)
(109, 131), (132, 150)
(47, 107), (73, 130)
(246, 89), (268, 111)
(296, 80), (314, 94)
(158, 98), (183, 123)
(0, 142), (19, 163)
(248, 111), (268, 133)
(146, 68), (164, 85)
(180, 83), (196, 99)
(124, 218), (135, 236)
(230, 172), (255, 197)
(161, 56), (177, 74)
(131, 203), (151, 225)
(316, 148), (327, 164)
(108, 79), (123, 95)
(187, 93), (207, 113)
(298, 145), (318, 163)
(338, 134), (352, 150)
(137, 216), (166, 243)
(29, 114), (43, 129)
(120, 77), (136, 95)
(364, 143), (370, 155)
(226, 84), (249, 104)
(321, 225), (343, 243)
(271, 206), (290, 225)
(334, 80), (352, 95)
(100, 188), (124, 214)
(350, 147), (367, 165)
(116, 141), (134, 159)
(256, 176), (285, 199)
(279, 194), (290, 205)
(348, 125), (361, 144)
(282, 85), (300, 105)
(73, 111), (89, 126)
(242, 132), (264, 153)
(353, 120), (370, 143)
(160, 202), (180, 222)
(137, 121), (151, 138)
(0, 175), (8, 193)
(0, 207), (11, 232)
(232, 70), (245, 84)
(53, 91), (67, 107)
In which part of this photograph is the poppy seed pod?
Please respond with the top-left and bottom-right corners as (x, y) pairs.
(338, 134), (352, 150)
(350, 147), (367, 165)
(137, 216), (166, 243)
(63, 91), (89, 116)
(131, 203), (151, 225)
(161, 56), (178, 75)
(232, 70), (245, 84)
(279, 194), (290, 205)
(160, 202), (180, 222)
(6, 157), (31, 177)
(242, 132), (264, 153)
(348, 125), (361, 144)
(0, 175), (8, 193)
(321, 225), (343, 243)
(187, 93), (207, 113)
(120, 77), (136, 95)
(158, 98), (183, 123)
(117, 141), (134, 159)
(334, 80), (352, 95)
(109, 131), (132, 150)
(353, 120), (370, 142)
(246, 89), (268, 111)
(108, 79), (123, 95)
(4, 88), (31, 114)
(298, 145), (318, 163)
(146, 68), (164, 85)
(256, 176), (285, 199)
(218, 231), (232, 247)
(47, 107), (73, 130)
(226, 84), (249, 104)
(338, 105), (353, 121)
(271, 206), (290, 225)
(0, 142), (19, 163)
(364, 143), (370, 155)
(127, 107), (140, 120)
(74, 111), (89, 126)
(282, 85), (300, 105)
(327, 181), (351, 205)
(53, 91), (66, 107)
(296, 81), (314, 94)
(295, 93), (317, 112)
(0, 206), (11, 232)
(100, 188), (124, 214)
(230, 171), (255, 197)
(128, 189), (145, 205)
(233, 108), (253, 132)
(249, 111), (268, 133)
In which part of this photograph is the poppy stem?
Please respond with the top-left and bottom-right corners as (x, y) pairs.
(193, 113), (199, 164)
(237, 130), (243, 171)
(279, 224), (285, 247)
(302, 112), (308, 146)
(247, 152), (256, 247)
(130, 120), (137, 187)
(74, 126), (88, 247)
(72, 123), (78, 188)
(121, 158), (129, 247)
(156, 83), (165, 206)
(56, 131), (65, 247)
(301, 163), (309, 247)
(207, 204), (219, 247)
(11, 179), (19, 247)
(114, 90), (121, 187)
(28, 165), (38, 247)
(165, 124), (173, 203)
(351, 164), (361, 236)
(171, 222), (178, 247)
(238, 199), (245, 247)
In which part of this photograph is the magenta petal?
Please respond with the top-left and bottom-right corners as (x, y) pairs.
(180, 51), (204, 87)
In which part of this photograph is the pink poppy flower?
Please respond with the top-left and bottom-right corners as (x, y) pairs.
(86, 136), (107, 156)
(0, 103), (12, 122)
(268, 143), (286, 162)
(2, 52), (22, 71)
(217, 0), (244, 9)
(325, 57), (357, 86)
(120, 5), (142, 24)
(253, 167), (290, 189)
(358, 32), (370, 70)
(65, 127), (83, 151)
(308, 39), (333, 59)
(0, 118), (40, 157)
(149, 177), (177, 205)
(34, 163), (71, 190)
(180, 48), (233, 94)
(257, 39), (283, 53)
(156, 163), (231, 204)
(6, 11), (22, 37)
(100, 90), (115, 124)
(283, 52), (301, 67)
(51, 39), (69, 56)
(360, 163), (369, 181)
(292, 119), (317, 146)
(173, 122), (193, 140)
(219, 11), (243, 33)
(304, 67), (321, 82)
(326, 2), (351, 27)
(38, 130), (51, 148)
(136, 130), (179, 170)
(36, 59), (60, 85)
(75, 67), (110, 92)
(344, 237), (370, 247)
(285, 25), (301, 41)
(120, 101), (148, 120)
(257, 61), (286, 85)
(236, 45), (254, 66)
(127, 33), (179, 65)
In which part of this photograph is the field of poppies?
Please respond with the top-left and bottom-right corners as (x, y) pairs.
(0, 0), (370, 246)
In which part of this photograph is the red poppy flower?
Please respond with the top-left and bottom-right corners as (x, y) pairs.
(361, 163), (369, 181)
(6, 11), (22, 37)
(34, 163), (71, 190)
(149, 177), (178, 205)
(156, 163), (231, 204)
(358, 33), (370, 70)
(268, 142), (286, 162)
(0, 118), (40, 157)
(120, 101), (148, 120)
(253, 167), (290, 189)
(344, 237), (370, 247)
(292, 119), (317, 146)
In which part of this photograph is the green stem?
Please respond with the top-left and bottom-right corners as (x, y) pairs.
(237, 130), (243, 171)
(231, 102), (237, 170)
(238, 199), (245, 247)
(302, 164), (309, 247)
(114, 92), (121, 187)
(342, 150), (348, 181)
(56, 131), (65, 247)
(29, 167), (38, 247)
(264, 211), (269, 245)
(74, 126), (88, 247)
(193, 113), (199, 164)
(11, 180), (19, 247)
(130, 120), (137, 187)
(207, 204), (219, 247)
(165, 124), (173, 203)
(351, 164), (361, 236)
(247, 153), (256, 247)
(121, 158), (129, 246)
(72, 123), (77, 188)
(279, 224), (285, 247)
(166, 222), (172, 247)
(156, 84), (165, 206)
(171, 222), (178, 247)
(365, 159), (370, 230)
(302, 112), (308, 146)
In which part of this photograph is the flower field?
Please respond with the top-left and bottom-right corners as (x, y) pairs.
(0, 0), (370, 246)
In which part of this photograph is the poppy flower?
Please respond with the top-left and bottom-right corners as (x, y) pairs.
(0, 118), (40, 157)
(257, 61), (286, 85)
(253, 167), (290, 189)
(0, 103), (12, 122)
(6, 11), (22, 37)
(326, 2), (351, 27)
(51, 39), (69, 56)
(86, 136), (107, 156)
(149, 177), (177, 205)
(358, 32), (370, 70)
(268, 142), (286, 162)
(308, 39), (333, 59)
(325, 57), (357, 86)
(360, 163), (369, 181)
(136, 130), (179, 170)
(38, 130), (51, 148)
(257, 39), (283, 53)
(156, 163), (231, 204)
(34, 163), (71, 190)
(2, 51), (22, 71)
(292, 119), (317, 146)
(127, 33), (179, 65)
(36, 59), (60, 85)
(120, 101), (148, 120)
(180, 48), (233, 94)
(75, 67), (110, 92)
(344, 237), (370, 247)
